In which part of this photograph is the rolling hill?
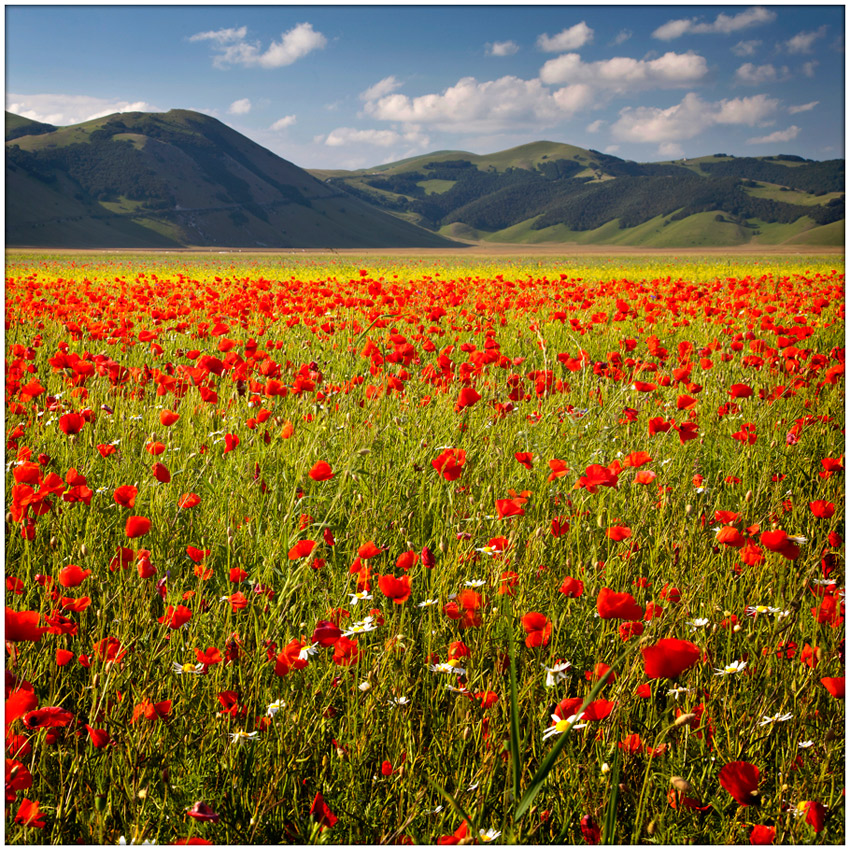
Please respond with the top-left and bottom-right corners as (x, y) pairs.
(314, 142), (844, 248)
(5, 110), (458, 249)
(6, 110), (844, 249)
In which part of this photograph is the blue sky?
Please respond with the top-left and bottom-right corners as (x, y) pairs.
(5, 4), (845, 170)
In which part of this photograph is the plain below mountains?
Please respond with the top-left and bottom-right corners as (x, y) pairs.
(6, 109), (845, 249)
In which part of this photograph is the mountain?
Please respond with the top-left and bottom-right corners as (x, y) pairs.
(314, 142), (844, 248)
(5, 109), (458, 249)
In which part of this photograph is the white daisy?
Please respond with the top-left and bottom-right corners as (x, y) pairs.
(758, 712), (793, 726)
(172, 661), (204, 675)
(542, 660), (572, 688)
(714, 660), (747, 676)
(543, 712), (586, 740)
(430, 660), (466, 676)
(229, 729), (259, 745)
(417, 598), (439, 608)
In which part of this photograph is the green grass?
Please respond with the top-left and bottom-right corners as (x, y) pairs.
(3, 253), (845, 846)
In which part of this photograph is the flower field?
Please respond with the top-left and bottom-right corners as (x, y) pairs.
(4, 252), (845, 845)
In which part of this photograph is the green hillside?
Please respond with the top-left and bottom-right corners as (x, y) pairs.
(318, 145), (844, 248)
(5, 109), (459, 249)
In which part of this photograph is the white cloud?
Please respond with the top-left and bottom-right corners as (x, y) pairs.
(735, 63), (787, 85)
(360, 76), (403, 102)
(188, 26), (248, 44)
(788, 101), (818, 115)
(603, 145), (620, 154)
(537, 22), (594, 52)
(785, 27), (828, 54)
(586, 119), (605, 133)
(611, 29), (632, 47)
(270, 115), (296, 130)
(658, 141), (684, 157)
(653, 7), (775, 40)
(539, 51), (708, 91)
(362, 75), (590, 133)
(322, 126), (431, 152)
(612, 92), (779, 144)
(801, 61), (819, 78)
(6, 93), (159, 126)
(488, 40), (519, 57)
(747, 125), (800, 144)
(731, 40), (761, 57)
(193, 22), (327, 69)
(228, 98), (252, 115)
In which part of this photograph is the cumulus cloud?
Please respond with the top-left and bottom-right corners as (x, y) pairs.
(270, 115), (296, 130)
(586, 119), (605, 133)
(360, 76), (403, 102)
(537, 22), (594, 52)
(653, 6), (775, 40)
(731, 39), (761, 56)
(658, 141), (684, 157)
(228, 98), (252, 115)
(362, 75), (591, 133)
(611, 29), (632, 46)
(611, 92), (779, 144)
(784, 26), (828, 54)
(801, 61), (819, 78)
(191, 22), (326, 69)
(747, 125), (800, 144)
(788, 101), (818, 115)
(5, 93), (159, 126)
(735, 63), (788, 85)
(488, 40), (519, 57)
(539, 51), (708, 91)
(321, 126), (430, 151)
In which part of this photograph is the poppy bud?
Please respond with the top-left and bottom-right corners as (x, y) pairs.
(49, 536), (58, 550)
(647, 820), (657, 836)
(670, 776), (691, 792)
(674, 714), (696, 727)
(80, 544), (88, 557)
(685, 504), (692, 514)
(95, 794), (107, 813)
(745, 489), (753, 502)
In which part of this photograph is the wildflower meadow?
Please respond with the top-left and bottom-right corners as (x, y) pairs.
(4, 252), (845, 845)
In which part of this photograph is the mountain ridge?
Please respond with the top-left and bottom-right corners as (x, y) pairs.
(6, 109), (844, 249)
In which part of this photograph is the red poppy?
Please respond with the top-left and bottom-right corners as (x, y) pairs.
(145, 441), (166, 456)
(547, 458), (570, 481)
(14, 798), (46, 829)
(432, 448), (466, 481)
(810, 500), (835, 519)
(274, 640), (309, 676)
(113, 484), (138, 508)
(85, 725), (111, 749)
(820, 676), (844, 698)
(5, 608), (48, 643)
(55, 648), (74, 666)
(158, 604), (192, 629)
(642, 638), (701, 679)
(749, 825), (776, 845)
(759, 530), (799, 561)
(332, 636), (360, 666)
(606, 525), (632, 542)
(521, 612), (552, 648)
(716, 526), (745, 547)
(223, 433), (239, 454)
(559, 576), (584, 597)
(378, 574), (412, 604)
(59, 412), (84, 435)
(187, 801), (220, 823)
(125, 516), (151, 539)
(309, 461), (334, 481)
(622, 451), (652, 468)
(152, 462), (171, 483)
(454, 386), (481, 412)
(719, 761), (760, 806)
(444, 589), (483, 628)
(596, 587), (644, 621)
(97, 444), (117, 458)
(288, 539), (316, 560)
(496, 498), (525, 519)
(310, 791), (338, 829)
(619, 621), (645, 641)
(178, 493), (201, 509)
(131, 699), (172, 723)
(160, 410), (180, 427)
(358, 541), (383, 559)
(803, 801), (826, 832)
(57, 564), (91, 588)
(395, 550), (419, 570)
(514, 451), (533, 469)
(195, 647), (222, 666)
(312, 621), (342, 647)
(23, 706), (74, 729)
